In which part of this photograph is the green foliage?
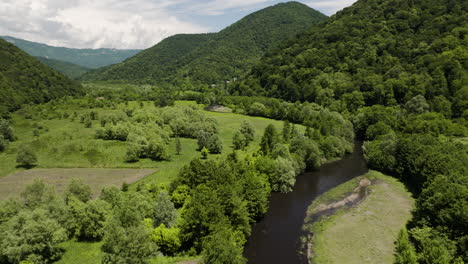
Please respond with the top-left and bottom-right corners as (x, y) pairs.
(282, 121), (291, 142)
(0, 38), (83, 113)
(16, 145), (37, 168)
(151, 224), (181, 256)
(290, 136), (322, 169)
(171, 185), (190, 208)
(20, 179), (55, 209)
(0, 208), (67, 264)
(175, 137), (181, 155)
(0, 119), (15, 141)
(394, 228), (418, 264)
(239, 121), (255, 143)
(410, 227), (461, 264)
(201, 224), (247, 264)
(147, 140), (171, 161)
(179, 185), (226, 252)
(235, 0), (468, 118)
(197, 132), (223, 154)
(201, 147), (209, 159)
(270, 157), (297, 193)
(0, 135), (7, 152)
(81, 2), (326, 86)
(233, 131), (247, 150)
(36, 56), (90, 79)
(1, 36), (140, 69)
(65, 178), (92, 203)
(101, 219), (156, 264)
(69, 197), (110, 241)
(99, 186), (123, 208)
(260, 124), (279, 154)
(405, 95), (430, 115)
(153, 191), (177, 228)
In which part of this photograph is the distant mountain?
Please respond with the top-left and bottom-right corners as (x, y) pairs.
(233, 0), (467, 117)
(81, 2), (327, 86)
(82, 33), (216, 84)
(36, 57), (90, 79)
(1, 36), (141, 69)
(0, 39), (83, 117)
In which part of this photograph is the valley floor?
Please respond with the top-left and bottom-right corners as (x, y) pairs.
(303, 170), (414, 264)
(0, 101), (290, 199)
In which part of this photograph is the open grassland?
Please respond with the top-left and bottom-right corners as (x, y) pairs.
(0, 168), (155, 200)
(0, 100), (288, 197)
(304, 171), (414, 264)
(55, 240), (199, 264)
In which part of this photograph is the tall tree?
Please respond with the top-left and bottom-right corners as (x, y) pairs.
(260, 124), (278, 154)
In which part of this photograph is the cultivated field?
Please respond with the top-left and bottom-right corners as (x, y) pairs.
(0, 168), (155, 200)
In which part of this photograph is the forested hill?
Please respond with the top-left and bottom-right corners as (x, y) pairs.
(81, 33), (216, 84)
(81, 2), (327, 86)
(36, 57), (90, 79)
(0, 39), (83, 117)
(0, 36), (141, 69)
(234, 0), (468, 118)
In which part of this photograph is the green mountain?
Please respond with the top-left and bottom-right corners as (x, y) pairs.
(0, 38), (83, 116)
(81, 2), (327, 86)
(82, 33), (216, 84)
(36, 57), (90, 79)
(234, 0), (467, 117)
(1, 36), (141, 69)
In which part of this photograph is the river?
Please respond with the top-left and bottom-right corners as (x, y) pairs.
(244, 143), (368, 264)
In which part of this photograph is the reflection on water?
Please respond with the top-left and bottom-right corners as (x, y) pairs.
(245, 143), (368, 264)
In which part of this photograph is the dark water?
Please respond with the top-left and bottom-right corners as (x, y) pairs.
(244, 143), (368, 264)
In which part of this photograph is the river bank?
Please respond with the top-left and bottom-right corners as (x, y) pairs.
(245, 142), (368, 264)
(302, 170), (414, 264)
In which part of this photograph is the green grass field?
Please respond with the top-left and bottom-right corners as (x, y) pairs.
(55, 240), (200, 264)
(304, 171), (414, 264)
(0, 100), (288, 197)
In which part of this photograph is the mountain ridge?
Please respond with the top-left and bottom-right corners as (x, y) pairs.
(1, 36), (141, 69)
(81, 1), (327, 86)
(0, 38), (83, 117)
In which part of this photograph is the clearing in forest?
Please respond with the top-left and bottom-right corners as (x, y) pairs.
(0, 168), (155, 200)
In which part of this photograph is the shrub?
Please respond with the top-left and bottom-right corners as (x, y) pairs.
(16, 145), (37, 168)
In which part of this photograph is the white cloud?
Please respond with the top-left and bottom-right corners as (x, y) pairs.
(305, 0), (358, 15)
(0, 0), (358, 49)
(189, 0), (275, 16)
(0, 0), (209, 49)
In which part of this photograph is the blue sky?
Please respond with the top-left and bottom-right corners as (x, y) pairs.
(0, 0), (357, 49)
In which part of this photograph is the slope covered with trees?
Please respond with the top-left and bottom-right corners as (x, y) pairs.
(234, 0), (467, 118)
(81, 2), (327, 87)
(36, 57), (90, 79)
(0, 39), (83, 117)
(1, 36), (141, 69)
(81, 34), (216, 84)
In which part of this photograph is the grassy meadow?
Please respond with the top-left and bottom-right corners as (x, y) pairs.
(0, 100), (288, 196)
(304, 170), (414, 264)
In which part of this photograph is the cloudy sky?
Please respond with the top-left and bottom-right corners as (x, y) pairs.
(0, 0), (357, 50)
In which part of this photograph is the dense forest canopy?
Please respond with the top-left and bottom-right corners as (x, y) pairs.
(81, 34), (216, 84)
(0, 36), (141, 69)
(234, 0), (467, 118)
(0, 39), (83, 117)
(36, 57), (90, 79)
(81, 2), (327, 87)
